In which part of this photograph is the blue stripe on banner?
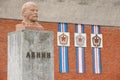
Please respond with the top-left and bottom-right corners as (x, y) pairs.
(81, 24), (84, 33)
(76, 47), (78, 73)
(59, 46), (62, 72)
(82, 48), (85, 72)
(64, 23), (68, 32)
(75, 24), (78, 33)
(58, 23), (61, 32)
(98, 48), (102, 73)
(98, 25), (100, 34)
(92, 25), (94, 34)
(92, 47), (95, 73)
(65, 47), (69, 72)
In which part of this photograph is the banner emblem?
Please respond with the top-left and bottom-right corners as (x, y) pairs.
(92, 34), (101, 47)
(76, 34), (85, 46)
(57, 32), (70, 46)
(91, 34), (103, 48)
(74, 33), (86, 47)
(59, 33), (68, 45)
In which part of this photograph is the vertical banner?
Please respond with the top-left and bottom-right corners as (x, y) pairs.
(91, 25), (102, 74)
(57, 23), (70, 73)
(74, 24), (86, 73)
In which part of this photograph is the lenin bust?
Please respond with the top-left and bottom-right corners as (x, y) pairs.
(16, 1), (44, 30)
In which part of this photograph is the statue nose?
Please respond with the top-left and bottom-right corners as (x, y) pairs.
(34, 11), (38, 14)
(34, 12), (38, 16)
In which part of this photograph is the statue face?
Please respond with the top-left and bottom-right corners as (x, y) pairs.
(23, 4), (38, 22)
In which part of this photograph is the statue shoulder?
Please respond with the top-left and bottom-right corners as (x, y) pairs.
(15, 22), (44, 31)
(36, 22), (44, 30)
(16, 24), (25, 31)
(16, 24), (24, 27)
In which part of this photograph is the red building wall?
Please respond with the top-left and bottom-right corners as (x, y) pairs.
(0, 19), (120, 80)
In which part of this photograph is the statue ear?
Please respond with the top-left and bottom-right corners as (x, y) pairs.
(22, 8), (28, 17)
(22, 11), (27, 17)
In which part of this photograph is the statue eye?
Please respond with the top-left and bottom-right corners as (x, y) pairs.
(31, 9), (34, 11)
(30, 9), (38, 12)
(36, 10), (38, 12)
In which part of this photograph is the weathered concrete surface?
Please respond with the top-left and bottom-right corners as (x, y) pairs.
(8, 30), (54, 80)
(1, 0), (120, 27)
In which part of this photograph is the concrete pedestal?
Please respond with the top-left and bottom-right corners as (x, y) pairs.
(8, 30), (54, 80)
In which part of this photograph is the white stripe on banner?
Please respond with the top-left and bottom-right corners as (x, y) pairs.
(75, 24), (85, 73)
(92, 25), (102, 74)
(58, 23), (69, 73)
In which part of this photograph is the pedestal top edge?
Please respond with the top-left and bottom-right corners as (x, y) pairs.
(8, 30), (54, 35)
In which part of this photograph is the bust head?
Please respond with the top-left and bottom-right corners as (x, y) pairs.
(22, 1), (38, 23)
(16, 1), (44, 30)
